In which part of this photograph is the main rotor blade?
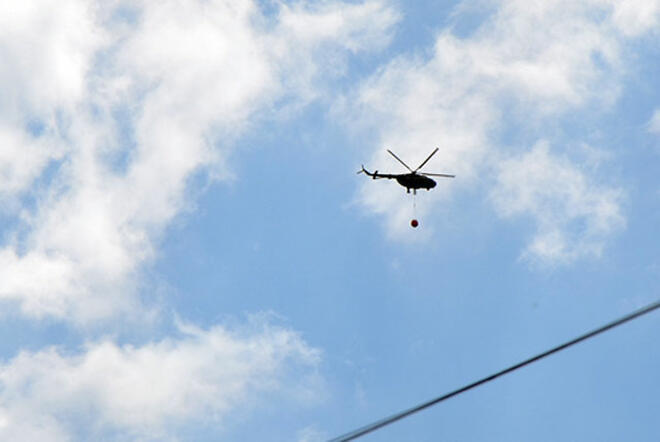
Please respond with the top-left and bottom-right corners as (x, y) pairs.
(386, 149), (414, 173)
(420, 172), (455, 178)
(414, 147), (439, 172)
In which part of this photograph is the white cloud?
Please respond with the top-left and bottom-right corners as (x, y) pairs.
(491, 142), (625, 264)
(0, 2), (392, 435)
(347, 0), (650, 261)
(0, 318), (321, 440)
(297, 425), (328, 442)
(0, 0), (102, 116)
(0, 0), (398, 322)
(0, 0), (101, 202)
(0, 124), (64, 200)
(606, 0), (660, 36)
(649, 109), (660, 134)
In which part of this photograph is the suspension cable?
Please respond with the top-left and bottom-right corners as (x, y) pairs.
(328, 299), (660, 442)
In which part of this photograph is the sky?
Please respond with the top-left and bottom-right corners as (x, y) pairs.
(0, 0), (659, 440)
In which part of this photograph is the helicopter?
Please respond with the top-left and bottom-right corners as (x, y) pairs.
(358, 147), (455, 194)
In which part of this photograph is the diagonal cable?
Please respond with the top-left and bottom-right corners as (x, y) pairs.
(328, 299), (660, 442)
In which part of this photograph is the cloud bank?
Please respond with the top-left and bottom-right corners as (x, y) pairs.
(0, 319), (320, 441)
(491, 141), (624, 264)
(0, 0), (397, 439)
(348, 0), (654, 262)
(0, 0), (398, 323)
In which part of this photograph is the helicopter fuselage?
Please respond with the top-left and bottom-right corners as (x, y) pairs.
(396, 173), (436, 191)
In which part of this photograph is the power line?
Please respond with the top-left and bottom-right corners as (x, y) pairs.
(328, 299), (660, 442)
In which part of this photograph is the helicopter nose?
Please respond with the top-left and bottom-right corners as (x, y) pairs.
(430, 181), (436, 188)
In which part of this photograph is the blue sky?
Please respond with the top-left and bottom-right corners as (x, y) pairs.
(0, 0), (659, 440)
